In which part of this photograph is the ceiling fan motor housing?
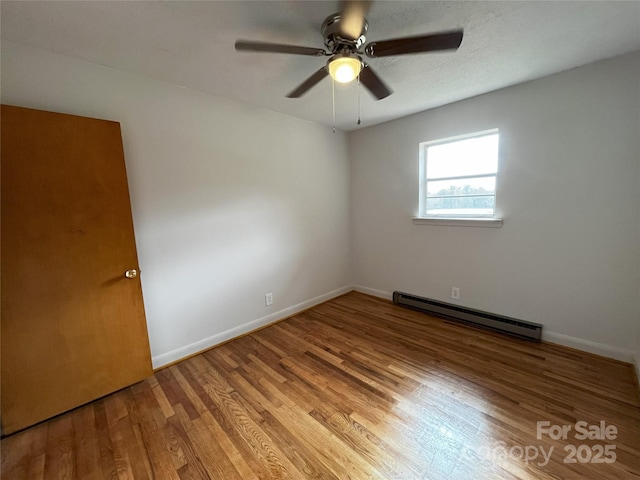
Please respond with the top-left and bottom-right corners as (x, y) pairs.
(321, 13), (368, 52)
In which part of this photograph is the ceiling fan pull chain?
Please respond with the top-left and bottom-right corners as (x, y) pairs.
(357, 73), (362, 125)
(332, 77), (336, 134)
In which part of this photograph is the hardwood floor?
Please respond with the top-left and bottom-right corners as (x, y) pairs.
(2, 291), (640, 479)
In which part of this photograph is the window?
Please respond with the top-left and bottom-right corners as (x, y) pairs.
(419, 129), (500, 220)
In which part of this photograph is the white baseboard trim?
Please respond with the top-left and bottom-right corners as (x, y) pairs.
(354, 285), (634, 364)
(542, 331), (634, 363)
(152, 284), (636, 369)
(152, 285), (352, 368)
(353, 285), (393, 300)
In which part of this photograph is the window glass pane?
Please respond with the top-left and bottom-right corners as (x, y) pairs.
(426, 176), (496, 197)
(426, 196), (495, 216)
(426, 133), (499, 179)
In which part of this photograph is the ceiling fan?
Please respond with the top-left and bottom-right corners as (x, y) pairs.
(235, 0), (463, 100)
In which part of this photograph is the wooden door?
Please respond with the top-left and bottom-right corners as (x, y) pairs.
(1, 105), (152, 435)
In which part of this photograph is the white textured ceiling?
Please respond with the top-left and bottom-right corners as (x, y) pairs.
(2, 1), (640, 131)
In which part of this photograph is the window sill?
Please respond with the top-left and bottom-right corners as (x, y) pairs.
(412, 217), (503, 228)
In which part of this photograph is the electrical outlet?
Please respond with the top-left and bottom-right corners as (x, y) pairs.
(265, 293), (273, 306)
(451, 287), (460, 300)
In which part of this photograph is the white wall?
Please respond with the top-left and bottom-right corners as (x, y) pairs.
(1, 40), (352, 367)
(3, 39), (640, 368)
(350, 51), (640, 361)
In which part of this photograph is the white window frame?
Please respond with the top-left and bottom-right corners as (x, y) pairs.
(414, 129), (503, 228)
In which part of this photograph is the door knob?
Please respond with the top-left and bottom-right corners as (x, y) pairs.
(125, 269), (138, 279)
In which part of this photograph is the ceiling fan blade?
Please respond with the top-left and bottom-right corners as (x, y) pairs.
(286, 67), (329, 98)
(340, 0), (372, 40)
(235, 40), (327, 57)
(359, 64), (392, 100)
(365, 30), (463, 58)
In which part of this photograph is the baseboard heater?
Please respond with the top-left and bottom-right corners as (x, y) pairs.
(392, 291), (542, 342)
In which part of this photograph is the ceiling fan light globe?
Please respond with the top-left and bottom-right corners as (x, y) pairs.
(328, 57), (361, 83)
